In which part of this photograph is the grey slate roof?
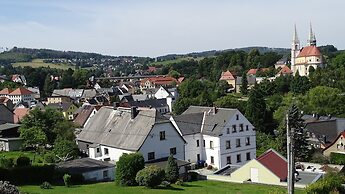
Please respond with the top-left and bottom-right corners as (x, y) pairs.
(181, 106), (238, 136)
(172, 113), (204, 135)
(128, 98), (168, 109)
(77, 106), (171, 151)
(56, 158), (114, 174)
(0, 123), (20, 131)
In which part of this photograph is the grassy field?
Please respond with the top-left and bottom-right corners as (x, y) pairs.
(12, 59), (75, 70)
(149, 57), (205, 66)
(20, 180), (304, 194)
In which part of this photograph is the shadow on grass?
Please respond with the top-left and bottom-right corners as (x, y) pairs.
(180, 183), (202, 188)
(152, 186), (184, 191)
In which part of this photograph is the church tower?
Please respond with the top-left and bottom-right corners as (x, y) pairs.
(291, 24), (300, 74)
(308, 22), (317, 46)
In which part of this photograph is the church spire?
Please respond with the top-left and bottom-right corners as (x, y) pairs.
(293, 23), (299, 44)
(308, 22), (317, 46)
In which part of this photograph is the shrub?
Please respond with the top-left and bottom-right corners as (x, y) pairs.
(305, 173), (345, 194)
(63, 174), (72, 187)
(165, 155), (179, 183)
(310, 152), (329, 164)
(44, 153), (56, 163)
(175, 179), (184, 186)
(0, 181), (19, 194)
(136, 165), (165, 188)
(16, 156), (31, 167)
(0, 157), (14, 169)
(330, 152), (345, 165)
(115, 153), (145, 186)
(40, 181), (52, 189)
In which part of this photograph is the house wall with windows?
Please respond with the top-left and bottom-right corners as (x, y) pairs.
(203, 135), (221, 168)
(82, 166), (115, 182)
(139, 122), (185, 161)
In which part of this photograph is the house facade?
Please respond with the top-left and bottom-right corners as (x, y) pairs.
(77, 107), (186, 162)
(323, 132), (345, 157)
(170, 106), (256, 169)
(219, 71), (236, 91)
(7, 88), (35, 105)
(47, 96), (72, 104)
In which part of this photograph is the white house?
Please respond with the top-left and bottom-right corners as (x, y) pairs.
(77, 106), (186, 162)
(7, 88), (35, 105)
(170, 106), (256, 170)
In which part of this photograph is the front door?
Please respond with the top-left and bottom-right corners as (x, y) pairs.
(250, 168), (259, 182)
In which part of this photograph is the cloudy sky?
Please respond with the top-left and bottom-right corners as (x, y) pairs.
(0, 0), (343, 57)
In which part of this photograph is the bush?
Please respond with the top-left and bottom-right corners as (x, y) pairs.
(40, 181), (52, 189)
(330, 152), (345, 164)
(44, 153), (56, 163)
(63, 174), (72, 187)
(175, 179), (184, 186)
(16, 156), (31, 167)
(310, 152), (329, 164)
(165, 155), (179, 183)
(115, 153), (145, 186)
(0, 157), (14, 169)
(136, 165), (165, 188)
(0, 181), (19, 194)
(305, 173), (345, 194)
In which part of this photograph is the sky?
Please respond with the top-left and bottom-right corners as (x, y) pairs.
(0, 0), (344, 57)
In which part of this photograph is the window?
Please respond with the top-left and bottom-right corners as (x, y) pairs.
(245, 137), (250, 146)
(148, 152), (155, 160)
(226, 140), (231, 149)
(196, 140), (200, 147)
(236, 139), (241, 147)
(236, 114), (239, 120)
(210, 141), (214, 149)
(226, 156), (231, 164)
(232, 125), (237, 133)
(96, 148), (100, 153)
(160, 131), (166, 140)
(236, 154), (241, 163)
(170, 147), (176, 155)
(197, 154), (200, 161)
(227, 128), (230, 134)
(103, 170), (108, 178)
(211, 156), (214, 164)
(203, 140), (205, 147)
(104, 148), (109, 155)
(239, 124), (244, 132)
(246, 125), (249, 131)
(246, 152), (251, 161)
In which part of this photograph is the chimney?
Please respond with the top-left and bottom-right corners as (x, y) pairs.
(131, 106), (138, 119)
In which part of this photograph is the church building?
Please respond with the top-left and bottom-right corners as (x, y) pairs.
(291, 24), (323, 76)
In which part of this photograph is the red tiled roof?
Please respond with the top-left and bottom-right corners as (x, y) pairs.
(73, 105), (96, 127)
(247, 69), (258, 75)
(257, 149), (288, 181)
(297, 46), (322, 57)
(141, 76), (178, 85)
(148, 66), (157, 72)
(0, 97), (10, 103)
(0, 88), (13, 95)
(9, 87), (34, 95)
(278, 65), (293, 75)
(323, 131), (345, 151)
(13, 108), (30, 123)
(178, 77), (185, 83)
(219, 71), (235, 81)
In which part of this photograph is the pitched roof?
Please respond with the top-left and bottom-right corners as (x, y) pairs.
(247, 69), (258, 75)
(297, 46), (322, 57)
(13, 108), (30, 123)
(141, 76), (178, 85)
(182, 106), (238, 136)
(77, 107), (172, 151)
(0, 88), (13, 95)
(46, 102), (75, 112)
(0, 97), (10, 104)
(323, 131), (345, 151)
(172, 113), (204, 135)
(128, 99), (168, 108)
(0, 123), (21, 131)
(56, 158), (114, 174)
(73, 105), (96, 127)
(304, 119), (343, 145)
(277, 65), (293, 75)
(9, 87), (34, 95)
(219, 71), (235, 81)
(256, 149), (288, 181)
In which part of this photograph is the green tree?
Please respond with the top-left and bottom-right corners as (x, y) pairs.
(246, 86), (267, 133)
(240, 72), (248, 95)
(115, 153), (145, 186)
(136, 165), (165, 188)
(20, 126), (47, 149)
(43, 74), (53, 98)
(165, 155), (179, 183)
(290, 74), (311, 94)
(53, 138), (78, 161)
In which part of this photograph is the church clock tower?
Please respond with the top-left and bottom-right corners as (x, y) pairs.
(291, 24), (300, 74)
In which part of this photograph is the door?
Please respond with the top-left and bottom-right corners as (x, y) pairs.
(250, 168), (259, 182)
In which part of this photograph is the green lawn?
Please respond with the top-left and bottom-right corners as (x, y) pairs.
(0, 151), (44, 165)
(20, 180), (304, 194)
(12, 59), (75, 70)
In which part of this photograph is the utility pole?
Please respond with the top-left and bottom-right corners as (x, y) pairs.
(287, 113), (295, 194)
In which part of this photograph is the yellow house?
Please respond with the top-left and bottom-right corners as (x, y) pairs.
(229, 149), (287, 185)
(323, 132), (345, 157)
(219, 71), (236, 91)
(47, 96), (72, 104)
(46, 102), (78, 120)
